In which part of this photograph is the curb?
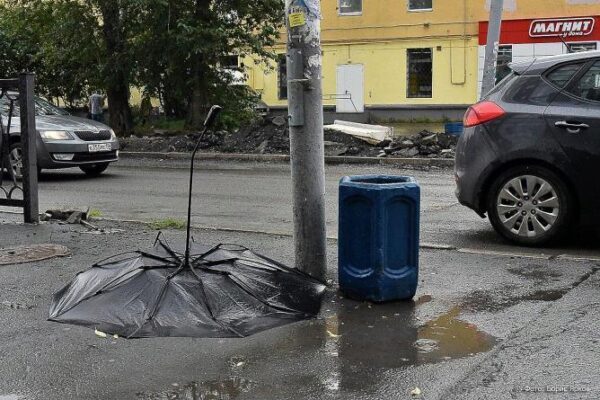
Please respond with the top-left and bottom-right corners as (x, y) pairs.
(120, 151), (455, 168)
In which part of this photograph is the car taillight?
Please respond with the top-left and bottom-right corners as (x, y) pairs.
(463, 101), (506, 128)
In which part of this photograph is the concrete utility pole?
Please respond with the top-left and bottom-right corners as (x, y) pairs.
(481, 0), (505, 99)
(285, 0), (327, 281)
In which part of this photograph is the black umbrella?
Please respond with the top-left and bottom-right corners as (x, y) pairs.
(49, 106), (326, 338)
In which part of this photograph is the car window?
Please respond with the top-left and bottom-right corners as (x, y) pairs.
(503, 76), (559, 106)
(0, 95), (69, 117)
(567, 60), (600, 102)
(545, 62), (585, 88)
(486, 72), (517, 97)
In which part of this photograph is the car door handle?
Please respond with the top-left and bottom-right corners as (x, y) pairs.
(555, 121), (590, 131)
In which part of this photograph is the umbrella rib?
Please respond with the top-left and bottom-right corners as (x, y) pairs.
(126, 266), (185, 339)
(192, 258), (239, 271)
(93, 252), (142, 268)
(188, 265), (245, 338)
(188, 244), (224, 265)
(138, 251), (180, 266)
(225, 274), (306, 316)
(155, 238), (183, 262)
(256, 253), (326, 284)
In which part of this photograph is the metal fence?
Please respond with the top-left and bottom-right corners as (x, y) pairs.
(0, 73), (39, 223)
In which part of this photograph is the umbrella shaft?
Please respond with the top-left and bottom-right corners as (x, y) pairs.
(185, 126), (209, 267)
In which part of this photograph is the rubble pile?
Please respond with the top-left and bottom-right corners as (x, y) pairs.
(120, 120), (459, 158)
(378, 130), (459, 159)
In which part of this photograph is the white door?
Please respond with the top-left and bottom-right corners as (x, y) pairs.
(336, 64), (364, 113)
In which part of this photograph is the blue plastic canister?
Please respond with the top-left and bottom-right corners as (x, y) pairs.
(444, 122), (464, 136)
(338, 175), (420, 302)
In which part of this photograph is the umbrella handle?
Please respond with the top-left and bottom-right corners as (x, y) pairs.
(184, 105), (223, 267)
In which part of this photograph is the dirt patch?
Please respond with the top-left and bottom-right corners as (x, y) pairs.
(120, 119), (458, 158)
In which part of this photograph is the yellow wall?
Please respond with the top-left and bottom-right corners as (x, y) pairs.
(248, 40), (480, 108)
(249, 0), (480, 108)
(475, 0), (600, 21)
(247, 0), (600, 110)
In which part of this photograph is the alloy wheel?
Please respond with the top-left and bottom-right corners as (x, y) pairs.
(8, 146), (23, 180)
(496, 175), (560, 238)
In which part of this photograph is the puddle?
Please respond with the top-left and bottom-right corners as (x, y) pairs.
(0, 395), (23, 400)
(137, 377), (255, 400)
(416, 307), (496, 364)
(324, 300), (496, 371)
(461, 285), (578, 313)
(520, 289), (567, 302)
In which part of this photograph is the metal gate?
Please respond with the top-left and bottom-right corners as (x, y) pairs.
(0, 73), (39, 223)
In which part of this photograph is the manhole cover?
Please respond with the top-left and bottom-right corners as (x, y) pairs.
(0, 244), (71, 265)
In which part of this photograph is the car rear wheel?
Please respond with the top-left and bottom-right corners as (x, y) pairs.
(8, 143), (23, 180)
(487, 165), (572, 246)
(80, 163), (109, 177)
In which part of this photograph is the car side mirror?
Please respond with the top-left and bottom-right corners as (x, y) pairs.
(203, 105), (223, 128)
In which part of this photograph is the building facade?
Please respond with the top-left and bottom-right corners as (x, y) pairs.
(244, 0), (600, 122)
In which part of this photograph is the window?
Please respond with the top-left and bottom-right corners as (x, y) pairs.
(339, 0), (362, 15)
(487, 72), (516, 97)
(408, 0), (432, 11)
(567, 42), (597, 53)
(407, 49), (432, 98)
(546, 62), (585, 88)
(504, 76), (558, 106)
(568, 61), (600, 102)
(277, 54), (287, 100)
(496, 45), (512, 84)
(220, 55), (239, 70)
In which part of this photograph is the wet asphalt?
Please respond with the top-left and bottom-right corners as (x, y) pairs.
(0, 158), (598, 399)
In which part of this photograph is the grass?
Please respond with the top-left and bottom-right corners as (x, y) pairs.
(148, 218), (187, 230)
(87, 209), (103, 219)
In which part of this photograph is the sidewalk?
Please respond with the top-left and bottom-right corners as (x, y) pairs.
(0, 219), (598, 399)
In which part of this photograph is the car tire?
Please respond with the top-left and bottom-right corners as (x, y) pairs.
(487, 165), (572, 246)
(80, 163), (109, 177)
(7, 142), (23, 180)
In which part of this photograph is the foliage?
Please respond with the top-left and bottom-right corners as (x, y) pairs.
(0, 1), (100, 105)
(131, 0), (284, 127)
(0, 0), (283, 131)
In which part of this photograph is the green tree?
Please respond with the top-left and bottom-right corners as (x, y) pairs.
(1, 0), (284, 132)
(0, 0), (137, 134)
(134, 0), (284, 128)
(0, 2), (97, 105)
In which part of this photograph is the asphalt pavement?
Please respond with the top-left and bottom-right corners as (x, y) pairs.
(0, 158), (599, 400)
(5, 157), (599, 259)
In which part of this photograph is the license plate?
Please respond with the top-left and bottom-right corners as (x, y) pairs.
(88, 143), (111, 152)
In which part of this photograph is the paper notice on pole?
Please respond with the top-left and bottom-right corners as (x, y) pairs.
(289, 12), (306, 28)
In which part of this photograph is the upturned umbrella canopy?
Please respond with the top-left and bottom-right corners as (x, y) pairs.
(49, 235), (326, 338)
(49, 105), (326, 338)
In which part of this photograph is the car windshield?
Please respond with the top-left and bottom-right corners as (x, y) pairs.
(0, 94), (70, 117)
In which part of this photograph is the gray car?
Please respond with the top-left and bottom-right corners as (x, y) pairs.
(0, 94), (119, 177)
(456, 50), (600, 246)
